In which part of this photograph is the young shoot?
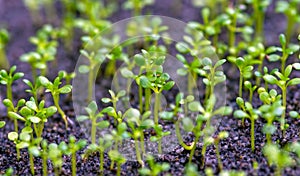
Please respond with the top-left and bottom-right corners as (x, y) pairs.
(124, 108), (154, 165)
(234, 97), (259, 151)
(0, 28), (10, 70)
(77, 101), (112, 144)
(214, 131), (229, 171)
(108, 150), (126, 176)
(39, 71), (72, 128)
(263, 64), (300, 130)
(2, 98), (25, 133)
(138, 155), (170, 176)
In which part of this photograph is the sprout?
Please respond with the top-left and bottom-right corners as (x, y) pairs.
(138, 155), (170, 176)
(0, 28), (10, 70)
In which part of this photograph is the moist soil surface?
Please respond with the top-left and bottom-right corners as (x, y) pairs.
(0, 0), (300, 175)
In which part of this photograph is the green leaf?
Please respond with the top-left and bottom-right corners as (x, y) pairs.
(39, 76), (50, 86)
(22, 126), (33, 133)
(140, 119), (154, 129)
(288, 78), (300, 86)
(46, 106), (57, 116)
(8, 132), (18, 141)
(134, 54), (145, 66)
(16, 142), (29, 149)
(101, 98), (111, 103)
(29, 116), (41, 123)
(139, 76), (152, 88)
(29, 146), (40, 157)
(263, 75), (278, 84)
(13, 72), (24, 81)
(120, 67), (134, 78)
(59, 85), (72, 94)
(2, 99), (14, 109)
(78, 65), (90, 74)
(214, 106), (233, 116)
(234, 110), (248, 119)
(159, 111), (174, 120)
(76, 115), (89, 122)
(293, 63), (300, 70)
(26, 101), (37, 111)
(279, 34), (286, 46)
(163, 81), (175, 90)
(268, 54), (280, 62)
(188, 101), (204, 112)
(97, 121), (110, 129)
(284, 65), (293, 77)
(176, 42), (189, 53)
(0, 121), (5, 128)
(182, 117), (194, 132)
(20, 132), (31, 141)
(289, 111), (299, 118)
(8, 112), (26, 121)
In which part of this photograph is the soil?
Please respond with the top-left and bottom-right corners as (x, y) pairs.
(0, 0), (300, 175)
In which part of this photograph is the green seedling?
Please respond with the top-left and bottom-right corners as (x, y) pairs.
(246, 43), (277, 85)
(276, 0), (300, 43)
(255, 66), (279, 90)
(108, 150), (126, 176)
(23, 78), (42, 104)
(246, 0), (271, 41)
(39, 71), (72, 128)
(124, 108), (154, 165)
(83, 134), (113, 174)
(176, 54), (203, 95)
(244, 81), (257, 103)
(258, 88), (282, 105)
(0, 29), (10, 70)
(150, 124), (171, 154)
(222, 7), (253, 55)
(2, 98), (25, 133)
(41, 140), (48, 176)
(8, 131), (42, 175)
(48, 142), (67, 176)
(178, 95), (232, 164)
(138, 155), (170, 176)
(0, 66), (24, 105)
(227, 57), (253, 97)
(123, 0), (154, 15)
(20, 25), (59, 78)
(102, 90), (126, 113)
(263, 64), (300, 130)
(9, 97), (57, 138)
(66, 136), (87, 176)
(263, 144), (293, 176)
(268, 34), (300, 72)
(258, 97), (284, 144)
(79, 49), (106, 101)
(77, 101), (112, 144)
(134, 47), (167, 113)
(139, 72), (175, 125)
(214, 131), (229, 170)
(234, 97), (259, 151)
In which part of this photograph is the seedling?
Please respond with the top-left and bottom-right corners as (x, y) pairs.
(2, 98), (25, 133)
(39, 71), (72, 128)
(66, 136), (87, 176)
(234, 97), (259, 151)
(246, 0), (271, 41)
(138, 155), (170, 176)
(0, 66), (24, 105)
(20, 25), (59, 77)
(8, 131), (42, 175)
(23, 78), (42, 104)
(263, 64), (300, 130)
(255, 66), (279, 90)
(0, 28), (10, 70)
(263, 144), (293, 176)
(227, 57), (253, 97)
(108, 150), (126, 176)
(139, 72), (175, 125)
(9, 97), (57, 138)
(150, 124), (171, 154)
(214, 131), (229, 170)
(178, 95), (232, 163)
(83, 134), (113, 173)
(79, 49), (106, 101)
(77, 101), (112, 144)
(101, 90), (126, 113)
(41, 140), (48, 176)
(134, 47), (167, 112)
(258, 97), (284, 144)
(48, 142), (67, 176)
(184, 163), (200, 176)
(244, 81), (257, 103)
(276, 0), (300, 43)
(124, 108), (154, 164)
(123, 0), (155, 15)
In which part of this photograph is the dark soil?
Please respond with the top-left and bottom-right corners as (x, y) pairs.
(0, 0), (300, 175)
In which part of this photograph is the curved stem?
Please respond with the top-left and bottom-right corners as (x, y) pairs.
(175, 120), (194, 150)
